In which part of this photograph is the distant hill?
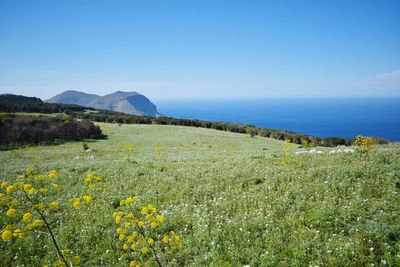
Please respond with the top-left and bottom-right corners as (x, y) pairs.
(0, 94), (89, 113)
(47, 90), (161, 117)
(45, 90), (99, 106)
(0, 94), (43, 104)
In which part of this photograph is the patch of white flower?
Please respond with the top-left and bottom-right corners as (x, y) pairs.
(295, 145), (354, 155)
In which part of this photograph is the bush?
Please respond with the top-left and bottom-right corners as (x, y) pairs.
(0, 114), (104, 149)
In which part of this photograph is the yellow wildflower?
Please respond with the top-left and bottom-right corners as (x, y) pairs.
(6, 185), (15, 193)
(26, 223), (35, 230)
(17, 175), (25, 179)
(1, 229), (12, 241)
(129, 260), (140, 267)
(122, 243), (129, 250)
(127, 234), (135, 243)
(120, 199), (126, 206)
(1, 181), (8, 188)
(130, 243), (137, 250)
(54, 259), (65, 267)
(49, 201), (59, 211)
(6, 208), (17, 217)
(156, 215), (165, 223)
(23, 183), (33, 192)
(14, 182), (24, 189)
(72, 255), (81, 265)
(125, 212), (134, 219)
(141, 247), (149, 254)
(34, 175), (47, 181)
(22, 212), (33, 222)
(48, 170), (58, 179)
(174, 235), (181, 243)
(137, 221), (145, 227)
(13, 229), (25, 238)
(147, 238), (155, 245)
(28, 188), (37, 195)
(39, 188), (49, 194)
(125, 196), (138, 205)
(147, 204), (157, 213)
(33, 219), (44, 227)
(83, 195), (92, 203)
(140, 206), (149, 214)
(162, 234), (169, 244)
(150, 221), (158, 229)
(115, 214), (122, 224)
(52, 183), (61, 190)
(69, 198), (81, 208)
(32, 203), (45, 211)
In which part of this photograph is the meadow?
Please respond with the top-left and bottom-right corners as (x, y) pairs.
(1, 123), (399, 266)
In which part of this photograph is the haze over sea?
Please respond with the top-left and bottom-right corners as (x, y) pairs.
(156, 98), (400, 141)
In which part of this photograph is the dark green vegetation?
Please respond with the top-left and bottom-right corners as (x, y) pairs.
(0, 123), (399, 266)
(0, 94), (389, 148)
(0, 114), (104, 149)
(0, 94), (93, 114)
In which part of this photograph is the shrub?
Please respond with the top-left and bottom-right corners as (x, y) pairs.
(354, 135), (376, 154)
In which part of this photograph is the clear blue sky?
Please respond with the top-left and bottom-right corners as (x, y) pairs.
(0, 0), (399, 100)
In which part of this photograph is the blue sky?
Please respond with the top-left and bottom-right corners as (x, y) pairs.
(0, 0), (399, 100)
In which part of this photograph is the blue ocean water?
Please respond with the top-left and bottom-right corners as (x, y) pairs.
(155, 98), (400, 141)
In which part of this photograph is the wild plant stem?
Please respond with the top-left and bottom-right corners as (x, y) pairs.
(37, 210), (70, 267)
(137, 226), (163, 267)
(24, 192), (70, 267)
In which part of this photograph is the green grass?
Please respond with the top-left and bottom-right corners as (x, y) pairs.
(1, 123), (400, 266)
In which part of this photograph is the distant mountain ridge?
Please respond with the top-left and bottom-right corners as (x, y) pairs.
(47, 90), (161, 116)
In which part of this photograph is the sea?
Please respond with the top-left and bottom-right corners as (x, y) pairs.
(155, 98), (400, 141)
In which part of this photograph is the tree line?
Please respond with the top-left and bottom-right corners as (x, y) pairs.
(0, 94), (92, 114)
(0, 114), (104, 149)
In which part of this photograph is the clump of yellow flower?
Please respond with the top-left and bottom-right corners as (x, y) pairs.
(1, 225), (26, 241)
(129, 260), (141, 267)
(354, 135), (376, 154)
(6, 208), (17, 217)
(154, 145), (165, 156)
(83, 195), (93, 203)
(0, 166), (83, 267)
(48, 169), (58, 179)
(68, 198), (82, 208)
(49, 201), (60, 211)
(1, 229), (12, 241)
(68, 172), (100, 209)
(125, 143), (135, 157)
(22, 212), (33, 222)
(113, 196), (181, 266)
(84, 172), (103, 190)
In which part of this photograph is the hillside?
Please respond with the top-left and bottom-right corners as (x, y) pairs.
(45, 90), (99, 106)
(0, 123), (399, 266)
(47, 90), (161, 117)
(0, 94), (90, 114)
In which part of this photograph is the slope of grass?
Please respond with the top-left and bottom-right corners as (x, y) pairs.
(1, 123), (399, 266)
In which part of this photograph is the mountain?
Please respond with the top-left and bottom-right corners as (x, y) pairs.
(46, 90), (99, 106)
(47, 90), (161, 116)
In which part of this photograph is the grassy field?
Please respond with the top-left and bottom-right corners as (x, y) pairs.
(1, 123), (400, 266)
